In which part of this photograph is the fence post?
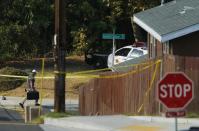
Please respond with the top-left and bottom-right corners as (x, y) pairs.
(159, 59), (163, 115)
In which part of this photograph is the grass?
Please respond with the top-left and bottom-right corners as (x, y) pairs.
(124, 112), (199, 118)
(124, 113), (160, 117)
(27, 111), (199, 125)
(30, 111), (79, 124)
(0, 78), (89, 98)
(31, 116), (45, 124)
(0, 55), (93, 99)
(45, 111), (79, 118)
(186, 112), (199, 118)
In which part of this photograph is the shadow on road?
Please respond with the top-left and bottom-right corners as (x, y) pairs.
(0, 107), (23, 123)
(0, 123), (45, 131)
(0, 107), (46, 131)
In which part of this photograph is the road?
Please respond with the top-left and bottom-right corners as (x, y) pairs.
(0, 107), (197, 131)
(0, 96), (79, 131)
(0, 96), (198, 131)
(0, 107), (81, 131)
(0, 123), (87, 131)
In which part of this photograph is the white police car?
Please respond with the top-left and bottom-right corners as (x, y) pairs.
(107, 45), (148, 68)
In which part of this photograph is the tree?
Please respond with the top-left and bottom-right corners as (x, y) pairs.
(130, 0), (160, 42)
(104, 0), (135, 47)
(0, 0), (163, 58)
(0, 0), (53, 60)
(65, 0), (110, 54)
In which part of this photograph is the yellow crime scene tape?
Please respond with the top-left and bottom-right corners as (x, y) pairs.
(0, 60), (156, 79)
(54, 60), (151, 75)
(137, 59), (162, 114)
(0, 59), (162, 113)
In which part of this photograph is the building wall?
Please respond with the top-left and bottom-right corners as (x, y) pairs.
(170, 31), (199, 57)
(148, 34), (163, 59)
(156, 40), (163, 57)
(148, 31), (199, 58)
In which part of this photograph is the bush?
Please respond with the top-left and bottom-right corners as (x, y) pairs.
(0, 67), (28, 91)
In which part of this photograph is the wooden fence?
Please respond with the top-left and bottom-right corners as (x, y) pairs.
(164, 55), (199, 113)
(79, 55), (199, 115)
(79, 59), (162, 115)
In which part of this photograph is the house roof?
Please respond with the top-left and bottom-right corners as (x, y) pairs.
(133, 0), (199, 42)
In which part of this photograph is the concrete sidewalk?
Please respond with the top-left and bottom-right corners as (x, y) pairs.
(0, 96), (78, 111)
(130, 116), (199, 124)
(44, 115), (199, 131)
(45, 115), (138, 131)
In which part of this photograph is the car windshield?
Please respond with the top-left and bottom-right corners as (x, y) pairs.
(115, 48), (131, 56)
(130, 49), (144, 57)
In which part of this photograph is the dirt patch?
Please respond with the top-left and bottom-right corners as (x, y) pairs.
(0, 55), (93, 99)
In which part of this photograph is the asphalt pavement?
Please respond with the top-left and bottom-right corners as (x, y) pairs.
(0, 122), (87, 131)
(1, 96), (199, 131)
(0, 123), (43, 131)
(0, 96), (79, 131)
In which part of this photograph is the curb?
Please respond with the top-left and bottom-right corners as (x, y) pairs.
(129, 116), (199, 124)
(44, 115), (199, 131)
(44, 117), (109, 131)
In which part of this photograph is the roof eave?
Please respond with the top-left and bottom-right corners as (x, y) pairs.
(161, 23), (199, 42)
(133, 16), (199, 43)
(133, 16), (162, 42)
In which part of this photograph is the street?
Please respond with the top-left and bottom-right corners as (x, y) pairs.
(0, 122), (88, 131)
(0, 107), (198, 131)
(0, 97), (198, 131)
(0, 97), (79, 131)
(0, 107), (75, 131)
(0, 123), (43, 131)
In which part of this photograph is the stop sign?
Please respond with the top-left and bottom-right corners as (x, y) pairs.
(157, 72), (194, 111)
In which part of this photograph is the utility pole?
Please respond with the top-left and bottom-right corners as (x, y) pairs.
(54, 0), (66, 112)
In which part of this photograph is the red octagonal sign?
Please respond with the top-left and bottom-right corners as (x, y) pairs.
(157, 72), (194, 111)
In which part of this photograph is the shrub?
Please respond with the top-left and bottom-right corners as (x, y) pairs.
(0, 67), (28, 91)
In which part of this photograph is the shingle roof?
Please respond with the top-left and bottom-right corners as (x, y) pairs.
(133, 0), (199, 42)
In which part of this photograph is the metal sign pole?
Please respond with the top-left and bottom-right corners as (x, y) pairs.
(175, 117), (178, 131)
(112, 28), (116, 67)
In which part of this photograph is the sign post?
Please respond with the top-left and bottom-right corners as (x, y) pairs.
(157, 72), (194, 131)
(102, 31), (125, 67)
(112, 28), (116, 67)
(175, 118), (178, 131)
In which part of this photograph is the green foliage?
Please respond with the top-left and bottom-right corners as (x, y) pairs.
(186, 112), (199, 118)
(0, 67), (28, 91)
(30, 111), (79, 124)
(45, 111), (79, 118)
(0, 0), (160, 57)
(31, 116), (44, 124)
(72, 28), (88, 55)
(66, 0), (111, 55)
(0, 0), (53, 60)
